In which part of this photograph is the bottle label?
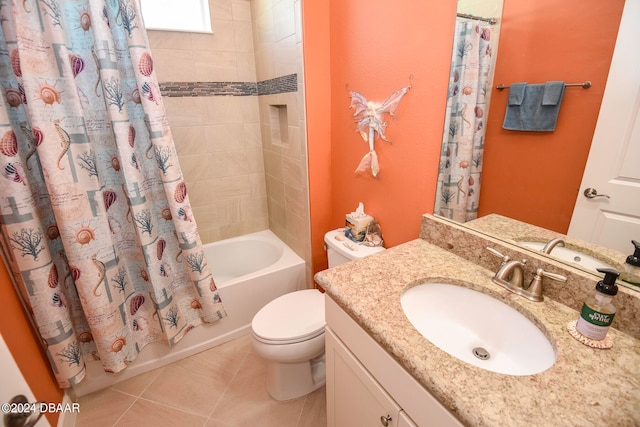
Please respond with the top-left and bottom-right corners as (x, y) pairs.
(575, 304), (615, 340)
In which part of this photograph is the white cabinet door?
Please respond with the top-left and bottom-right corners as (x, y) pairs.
(326, 328), (401, 427)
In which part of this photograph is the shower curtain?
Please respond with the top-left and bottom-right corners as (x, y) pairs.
(434, 20), (493, 222)
(0, 0), (225, 388)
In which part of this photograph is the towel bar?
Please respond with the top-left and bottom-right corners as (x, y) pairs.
(496, 81), (591, 90)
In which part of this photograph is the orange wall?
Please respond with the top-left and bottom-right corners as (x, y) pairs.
(479, 0), (625, 233)
(1, 260), (63, 425)
(305, 1), (457, 273)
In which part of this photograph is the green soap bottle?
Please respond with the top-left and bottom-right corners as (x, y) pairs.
(575, 268), (619, 341)
(621, 240), (640, 286)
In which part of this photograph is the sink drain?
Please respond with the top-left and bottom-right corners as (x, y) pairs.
(472, 347), (490, 360)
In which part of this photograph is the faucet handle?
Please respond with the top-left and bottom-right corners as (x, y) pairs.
(487, 247), (510, 262)
(527, 268), (567, 302)
(486, 247), (528, 269)
(537, 269), (567, 283)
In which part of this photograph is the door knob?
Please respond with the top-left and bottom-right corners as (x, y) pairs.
(380, 414), (393, 426)
(583, 188), (610, 199)
(3, 395), (43, 427)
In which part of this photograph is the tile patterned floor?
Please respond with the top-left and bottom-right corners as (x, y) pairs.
(75, 334), (326, 427)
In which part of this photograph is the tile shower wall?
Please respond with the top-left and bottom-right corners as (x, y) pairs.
(148, 0), (264, 243)
(148, 0), (311, 282)
(252, 0), (311, 276)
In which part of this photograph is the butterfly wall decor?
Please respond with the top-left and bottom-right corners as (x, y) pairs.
(348, 85), (411, 177)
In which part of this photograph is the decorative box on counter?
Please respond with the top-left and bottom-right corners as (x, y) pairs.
(345, 202), (374, 242)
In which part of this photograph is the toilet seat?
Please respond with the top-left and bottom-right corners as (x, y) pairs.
(252, 289), (325, 345)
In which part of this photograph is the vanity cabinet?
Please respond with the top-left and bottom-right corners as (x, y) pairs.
(327, 328), (416, 427)
(325, 296), (462, 427)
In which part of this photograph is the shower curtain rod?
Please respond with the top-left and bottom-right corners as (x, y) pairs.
(456, 13), (497, 25)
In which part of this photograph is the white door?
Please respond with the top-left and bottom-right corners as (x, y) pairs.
(0, 333), (50, 427)
(568, 0), (640, 254)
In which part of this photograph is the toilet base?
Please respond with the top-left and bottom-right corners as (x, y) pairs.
(265, 354), (326, 401)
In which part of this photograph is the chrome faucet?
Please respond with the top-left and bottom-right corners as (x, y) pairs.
(541, 237), (565, 254)
(487, 247), (567, 302)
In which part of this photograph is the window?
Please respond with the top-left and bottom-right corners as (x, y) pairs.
(140, 0), (212, 33)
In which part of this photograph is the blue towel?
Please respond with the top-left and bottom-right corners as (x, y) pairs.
(503, 81), (566, 131)
(508, 82), (527, 106)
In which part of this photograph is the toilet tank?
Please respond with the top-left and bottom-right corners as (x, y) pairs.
(324, 229), (385, 268)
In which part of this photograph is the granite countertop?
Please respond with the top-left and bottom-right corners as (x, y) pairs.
(465, 214), (631, 275)
(315, 239), (640, 427)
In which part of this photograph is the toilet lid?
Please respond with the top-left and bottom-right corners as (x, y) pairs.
(252, 289), (325, 343)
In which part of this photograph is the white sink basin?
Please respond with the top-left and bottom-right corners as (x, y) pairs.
(520, 241), (613, 272)
(401, 283), (555, 376)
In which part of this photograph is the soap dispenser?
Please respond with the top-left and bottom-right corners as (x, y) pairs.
(575, 268), (619, 341)
(621, 240), (640, 286)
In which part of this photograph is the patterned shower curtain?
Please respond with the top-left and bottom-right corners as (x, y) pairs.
(0, 0), (225, 388)
(434, 20), (492, 222)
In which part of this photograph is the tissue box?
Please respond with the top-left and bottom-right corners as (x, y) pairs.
(345, 214), (374, 242)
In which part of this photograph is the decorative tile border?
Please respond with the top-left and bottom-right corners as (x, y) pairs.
(159, 74), (298, 97)
(257, 74), (298, 96)
(159, 82), (257, 97)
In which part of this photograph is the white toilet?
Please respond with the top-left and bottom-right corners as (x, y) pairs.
(250, 228), (385, 401)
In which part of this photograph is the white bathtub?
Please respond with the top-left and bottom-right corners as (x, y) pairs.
(74, 229), (306, 396)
